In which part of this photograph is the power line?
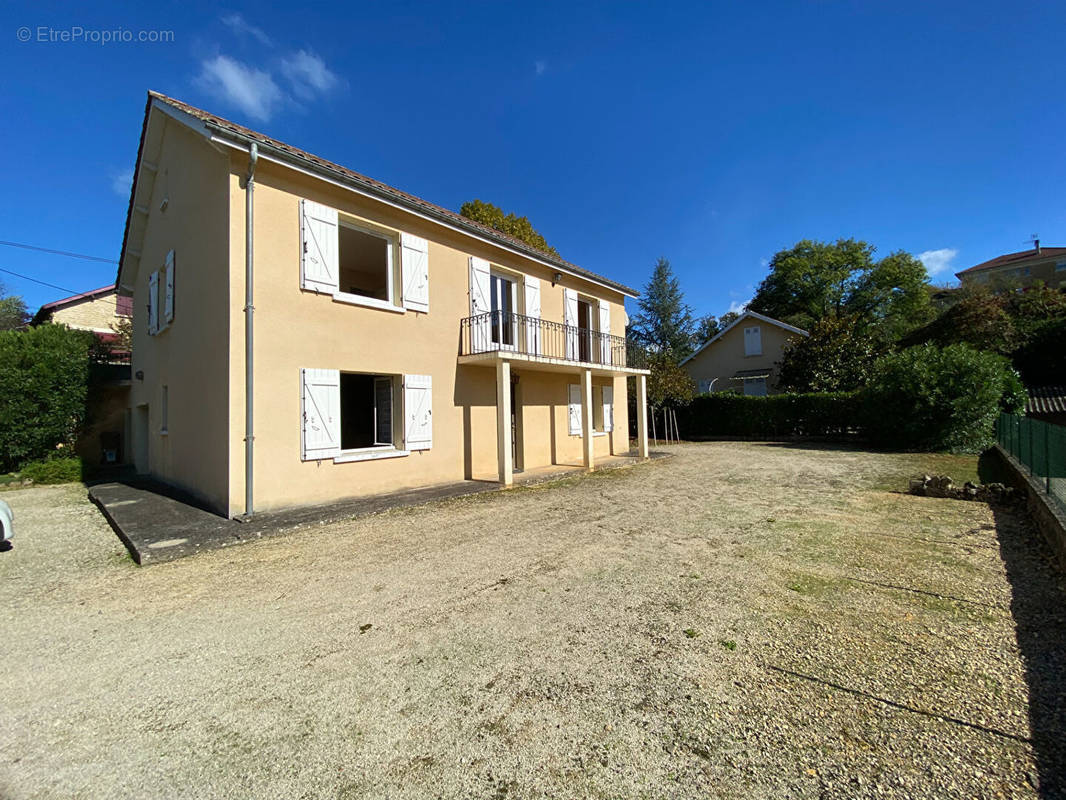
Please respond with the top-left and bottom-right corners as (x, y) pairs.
(0, 239), (118, 264)
(0, 266), (79, 295)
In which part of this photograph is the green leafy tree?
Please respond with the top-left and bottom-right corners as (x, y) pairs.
(692, 314), (720, 349)
(778, 316), (878, 392)
(645, 352), (695, 408)
(460, 199), (559, 257)
(717, 310), (741, 330)
(0, 283), (28, 331)
(863, 343), (1025, 453)
(627, 257), (695, 360)
(749, 238), (931, 340)
(0, 324), (94, 471)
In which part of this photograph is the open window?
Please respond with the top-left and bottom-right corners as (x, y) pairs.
(339, 373), (396, 450)
(338, 223), (394, 303)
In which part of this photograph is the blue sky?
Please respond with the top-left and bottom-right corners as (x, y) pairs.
(1, 1), (1064, 319)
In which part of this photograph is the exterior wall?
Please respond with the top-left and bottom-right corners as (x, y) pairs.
(960, 255), (1066, 290)
(48, 294), (124, 333)
(684, 321), (802, 395)
(225, 158), (631, 514)
(127, 117), (232, 512)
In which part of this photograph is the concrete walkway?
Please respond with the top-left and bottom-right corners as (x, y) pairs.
(89, 453), (661, 564)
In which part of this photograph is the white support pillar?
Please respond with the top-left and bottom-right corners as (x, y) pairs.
(581, 368), (594, 470)
(497, 359), (513, 486)
(637, 374), (649, 458)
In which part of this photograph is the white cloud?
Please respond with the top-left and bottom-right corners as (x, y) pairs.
(111, 168), (133, 198)
(221, 13), (272, 46)
(727, 299), (748, 315)
(197, 55), (283, 121)
(534, 60), (547, 76)
(281, 50), (339, 100)
(918, 247), (959, 276)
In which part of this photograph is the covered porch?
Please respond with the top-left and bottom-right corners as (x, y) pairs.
(457, 349), (651, 487)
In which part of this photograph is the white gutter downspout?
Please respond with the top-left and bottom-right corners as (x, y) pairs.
(242, 142), (258, 518)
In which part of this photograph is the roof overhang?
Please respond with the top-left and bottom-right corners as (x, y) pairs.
(680, 310), (809, 366)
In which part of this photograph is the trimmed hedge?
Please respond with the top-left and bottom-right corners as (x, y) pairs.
(677, 392), (862, 439)
(19, 456), (85, 485)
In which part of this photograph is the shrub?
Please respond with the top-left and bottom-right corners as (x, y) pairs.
(863, 343), (1025, 453)
(678, 392), (863, 439)
(20, 456), (84, 485)
(0, 324), (93, 471)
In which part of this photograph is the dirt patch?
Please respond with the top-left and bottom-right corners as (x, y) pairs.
(0, 443), (1057, 799)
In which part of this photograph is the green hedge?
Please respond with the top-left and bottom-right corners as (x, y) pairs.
(677, 392), (863, 439)
(19, 456), (85, 485)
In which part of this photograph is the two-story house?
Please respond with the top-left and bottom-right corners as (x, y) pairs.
(955, 241), (1066, 289)
(117, 92), (650, 518)
(681, 310), (807, 395)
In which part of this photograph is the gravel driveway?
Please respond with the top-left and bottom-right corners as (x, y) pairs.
(1, 442), (1062, 799)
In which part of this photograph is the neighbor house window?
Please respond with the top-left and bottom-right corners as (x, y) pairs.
(743, 377), (767, 397)
(337, 222), (394, 303)
(1056, 262), (1066, 272)
(339, 373), (396, 450)
(744, 326), (762, 356)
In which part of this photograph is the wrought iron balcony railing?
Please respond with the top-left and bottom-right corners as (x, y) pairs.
(459, 311), (645, 369)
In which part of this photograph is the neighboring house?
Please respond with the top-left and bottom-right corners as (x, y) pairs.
(1027, 387), (1066, 427)
(116, 92), (650, 518)
(955, 241), (1066, 289)
(31, 285), (133, 465)
(681, 311), (808, 396)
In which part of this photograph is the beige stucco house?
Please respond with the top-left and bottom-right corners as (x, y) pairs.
(681, 311), (807, 395)
(955, 241), (1066, 289)
(117, 92), (650, 518)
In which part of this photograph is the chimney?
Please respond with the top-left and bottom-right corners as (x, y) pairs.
(1035, 237), (1041, 254)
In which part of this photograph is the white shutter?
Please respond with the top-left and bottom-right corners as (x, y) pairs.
(568, 384), (581, 435)
(300, 199), (339, 293)
(404, 374), (433, 451)
(301, 368), (340, 460)
(564, 288), (579, 360)
(469, 257), (492, 353)
(164, 250), (175, 324)
(598, 300), (611, 365)
(744, 326), (762, 356)
(524, 275), (541, 355)
(147, 271), (159, 335)
(602, 385), (614, 432)
(401, 233), (429, 312)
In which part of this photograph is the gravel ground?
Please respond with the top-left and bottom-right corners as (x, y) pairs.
(1, 442), (1063, 799)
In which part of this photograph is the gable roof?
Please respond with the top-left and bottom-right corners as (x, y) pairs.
(31, 284), (116, 325)
(955, 247), (1066, 278)
(680, 310), (808, 365)
(118, 92), (638, 298)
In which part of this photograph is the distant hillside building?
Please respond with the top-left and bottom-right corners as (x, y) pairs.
(955, 241), (1066, 289)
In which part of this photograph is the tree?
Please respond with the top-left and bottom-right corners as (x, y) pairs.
(0, 283), (28, 331)
(0, 324), (93, 471)
(459, 199), (559, 257)
(777, 315), (878, 392)
(717, 310), (741, 330)
(692, 314), (720, 349)
(645, 352), (695, 408)
(627, 257), (695, 360)
(749, 238), (931, 340)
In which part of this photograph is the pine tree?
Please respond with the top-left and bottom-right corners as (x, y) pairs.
(627, 257), (695, 360)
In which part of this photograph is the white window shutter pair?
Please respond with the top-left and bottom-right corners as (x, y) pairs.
(524, 275), (541, 354)
(300, 200), (339, 293)
(567, 384), (582, 435)
(164, 250), (175, 324)
(300, 368), (433, 459)
(564, 288), (578, 360)
(744, 326), (762, 356)
(147, 271), (159, 334)
(404, 374), (432, 451)
(598, 300), (611, 364)
(401, 233), (429, 313)
(468, 257), (492, 353)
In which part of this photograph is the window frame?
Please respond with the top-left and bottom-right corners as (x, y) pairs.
(336, 371), (408, 461)
(332, 217), (401, 313)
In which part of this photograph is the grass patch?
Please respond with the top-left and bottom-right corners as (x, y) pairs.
(719, 639), (737, 651)
(683, 628), (700, 639)
(786, 573), (844, 598)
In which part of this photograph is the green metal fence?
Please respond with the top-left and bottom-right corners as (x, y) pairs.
(997, 413), (1066, 512)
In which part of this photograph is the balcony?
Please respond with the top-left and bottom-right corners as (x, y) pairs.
(458, 312), (649, 374)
